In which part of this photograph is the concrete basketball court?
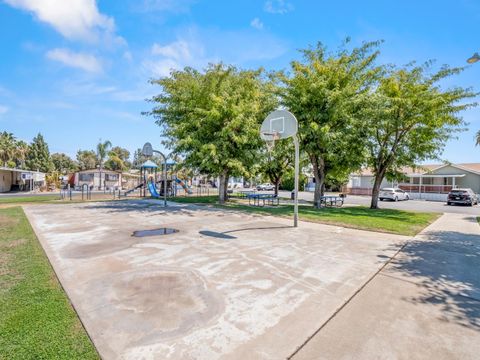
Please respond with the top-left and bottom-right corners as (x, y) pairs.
(24, 200), (410, 359)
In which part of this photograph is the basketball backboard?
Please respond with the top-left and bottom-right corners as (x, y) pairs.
(142, 142), (153, 157)
(260, 109), (298, 140)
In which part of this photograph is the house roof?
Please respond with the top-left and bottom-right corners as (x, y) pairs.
(0, 166), (45, 174)
(76, 169), (121, 174)
(354, 163), (480, 177)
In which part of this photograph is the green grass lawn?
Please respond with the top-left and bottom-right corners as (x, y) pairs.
(0, 195), (61, 204)
(172, 196), (439, 236)
(0, 207), (99, 360)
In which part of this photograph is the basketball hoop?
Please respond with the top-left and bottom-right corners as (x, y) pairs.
(261, 131), (280, 152)
(260, 109), (300, 227)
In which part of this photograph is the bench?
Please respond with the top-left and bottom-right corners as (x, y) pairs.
(319, 195), (344, 208)
(247, 193), (279, 207)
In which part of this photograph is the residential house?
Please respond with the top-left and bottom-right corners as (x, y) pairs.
(347, 163), (480, 201)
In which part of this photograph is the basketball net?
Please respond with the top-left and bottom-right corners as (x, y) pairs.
(261, 131), (280, 152)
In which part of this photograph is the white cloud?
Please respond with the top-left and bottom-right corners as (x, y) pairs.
(46, 48), (103, 73)
(143, 27), (288, 77)
(4, 0), (123, 44)
(123, 51), (133, 61)
(250, 17), (264, 30)
(144, 38), (207, 77)
(0, 105), (9, 115)
(264, 0), (294, 14)
(151, 40), (192, 61)
(137, 0), (196, 13)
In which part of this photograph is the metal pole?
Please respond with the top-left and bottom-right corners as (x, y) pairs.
(293, 135), (299, 228)
(163, 159), (167, 207)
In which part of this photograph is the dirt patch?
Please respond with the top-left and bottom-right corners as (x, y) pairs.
(0, 214), (18, 227)
(109, 269), (223, 342)
(3, 238), (28, 248)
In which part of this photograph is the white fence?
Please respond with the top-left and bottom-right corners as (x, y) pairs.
(408, 192), (448, 202)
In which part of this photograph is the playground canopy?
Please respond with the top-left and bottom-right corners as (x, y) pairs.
(140, 160), (159, 169)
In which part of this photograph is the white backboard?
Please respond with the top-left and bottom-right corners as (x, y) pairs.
(260, 110), (298, 140)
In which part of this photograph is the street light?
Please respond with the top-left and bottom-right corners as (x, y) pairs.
(467, 52), (480, 64)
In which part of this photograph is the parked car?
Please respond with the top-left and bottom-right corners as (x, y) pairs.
(447, 188), (478, 206)
(379, 188), (410, 201)
(256, 183), (275, 191)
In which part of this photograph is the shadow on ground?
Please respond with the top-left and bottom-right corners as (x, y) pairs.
(384, 230), (480, 330)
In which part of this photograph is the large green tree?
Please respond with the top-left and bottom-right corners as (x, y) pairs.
(25, 133), (53, 173)
(257, 139), (295, 196)
(281, 40), (382, 207)
(105, 146), (131, 171)
(365, 63), (477, 209)
(76, 150), (97, 170)
(51, 153), (78, 173)
(148, 64), (277, 203)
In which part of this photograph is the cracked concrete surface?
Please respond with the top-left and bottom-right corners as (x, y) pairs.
(24, 200), (409, 359)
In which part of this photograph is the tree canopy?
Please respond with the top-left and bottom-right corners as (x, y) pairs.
(25, 133), (53, 173)
(51, 153), (78, 173)
(148, 63), (277, 202)
(280, 40), (382, 206)
(76, 150), (97, 171)
(365, 62), (477, 208)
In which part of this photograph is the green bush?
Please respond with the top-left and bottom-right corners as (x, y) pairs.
(279, 170), (307, 191)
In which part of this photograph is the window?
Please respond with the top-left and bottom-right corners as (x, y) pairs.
(79, 173), (93, 182)
(105, 173), (118, 181)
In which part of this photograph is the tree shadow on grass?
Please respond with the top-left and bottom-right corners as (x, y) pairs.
(384, 230), (480, 330)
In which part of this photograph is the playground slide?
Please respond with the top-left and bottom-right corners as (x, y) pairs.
(147, 181), (160, 198)
(175, 178), (193, 194)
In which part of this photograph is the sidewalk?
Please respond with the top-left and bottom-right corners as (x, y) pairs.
(292, 213), (480, 360)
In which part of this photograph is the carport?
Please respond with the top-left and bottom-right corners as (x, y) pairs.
(399, 174), (466, 201)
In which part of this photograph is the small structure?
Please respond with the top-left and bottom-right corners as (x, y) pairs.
(0, 167), (46, 193)
(73, 169), (122, 190)
(347, 163), (480, 201)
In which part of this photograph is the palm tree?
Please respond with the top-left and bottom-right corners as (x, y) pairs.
(96, 139), (112, 190)
(0, 132), (16, 167)
(15, 140), (29, 168)
(476, 130), (480, 147)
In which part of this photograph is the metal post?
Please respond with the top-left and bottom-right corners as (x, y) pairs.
(293, 135), (299, 228)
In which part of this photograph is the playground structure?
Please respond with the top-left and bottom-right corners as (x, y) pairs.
(136, 159), (193, 199)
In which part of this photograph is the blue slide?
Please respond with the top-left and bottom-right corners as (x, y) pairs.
(147, 180), (160, 198)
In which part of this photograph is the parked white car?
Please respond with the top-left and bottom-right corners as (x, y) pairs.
(379, 188), (410, 201)
(256, 183), (275, 191)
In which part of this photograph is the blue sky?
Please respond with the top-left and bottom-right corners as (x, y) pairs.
(0, 0), (479, 163)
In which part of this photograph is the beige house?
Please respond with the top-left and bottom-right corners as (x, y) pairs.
(348, 163), (480, 201)
(73, 169), (122, 190)
(0, 167), (46, 193)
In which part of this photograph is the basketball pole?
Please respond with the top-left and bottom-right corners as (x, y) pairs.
(152, 149), (168, 207)
(293, 134), (299, 227)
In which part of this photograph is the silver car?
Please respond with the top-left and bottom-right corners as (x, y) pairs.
(379, 188), (410, 201)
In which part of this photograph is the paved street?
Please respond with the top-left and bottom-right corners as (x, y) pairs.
(278, 190), (480, 215)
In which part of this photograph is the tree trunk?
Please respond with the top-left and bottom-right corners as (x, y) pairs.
(218, 170), (229, 204)
(311, 155), (326, 208)
(370, 168), (386, 209)
(274, 177), (281, 196)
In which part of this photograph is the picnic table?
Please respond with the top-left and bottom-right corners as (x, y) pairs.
(247, 193), (279, 207)
(318, 195), (344, 208)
